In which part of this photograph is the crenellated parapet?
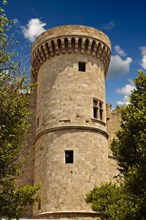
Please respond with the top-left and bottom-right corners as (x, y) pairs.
(31, 25), (111, 76)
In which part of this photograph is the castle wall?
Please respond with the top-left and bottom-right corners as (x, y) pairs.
(31, 25), (111, 219)
(34, 130), (109, 216)
(36, 54), (107, 135)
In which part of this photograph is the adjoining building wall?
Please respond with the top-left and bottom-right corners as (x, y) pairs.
(107, 105), (121, 144)
(106, 104), (121, 182)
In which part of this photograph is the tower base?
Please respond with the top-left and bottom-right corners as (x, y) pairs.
(34, 211), (100, 219)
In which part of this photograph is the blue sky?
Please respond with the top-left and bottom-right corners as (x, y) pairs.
(2, 0), (146, 108)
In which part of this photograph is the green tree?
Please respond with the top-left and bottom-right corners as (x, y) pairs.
(86, 71), (146, 220)
(0, 2), (39, 219)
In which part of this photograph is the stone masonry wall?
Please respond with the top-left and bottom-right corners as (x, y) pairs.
(34, 130), (109, 216)
(17, 25), (122, 219)
(30, 25), (120, 219)
(36, 54), (107, 136)
(106, 105), (121, 182)
(33, 51), (109, 217)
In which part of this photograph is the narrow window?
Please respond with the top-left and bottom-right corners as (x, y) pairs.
(78, 62), (86, 72)
(37, 117), (39, 128)
(65, 150), (73, 163)
(93, 99), (98, 119)
(99, 102), (102, 108)
(38, 199), (41, 210)
(93, 107), (98, 118)
(99, 109), (103, 120)
(99, 102), (103, 120)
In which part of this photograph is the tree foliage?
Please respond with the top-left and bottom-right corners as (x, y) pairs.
(86, 71), (146, 220)
(111, 71), (146, 176)
(0, 2), (39, 219)
(86, 183), (139, 220)
(0, 73), (30, 178)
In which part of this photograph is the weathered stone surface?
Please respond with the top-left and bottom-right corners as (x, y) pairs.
(106, 105), (121, 182)
(25, 25), (121, 219)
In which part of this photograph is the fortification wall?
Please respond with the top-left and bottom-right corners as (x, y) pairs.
(16, 25), (124, 219)
(34, 130), (109, 216)
(31, 25), (111, 219)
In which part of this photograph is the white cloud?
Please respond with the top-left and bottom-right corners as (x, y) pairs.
(21, 18), (46, 42)
(140, 46), (146, 56)
(116, 82), (135, 96)
(116, 95), (130, 106)
(140, 46), (146, 69)
(114, 45), (127, 57)
(107, 55), (132, 77)
(116, 80), (135, 106)
(141, 55), (146, 69)
(99, 21), (116, 30)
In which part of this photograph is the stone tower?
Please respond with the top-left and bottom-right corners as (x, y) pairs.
(31, 25), (111, 219)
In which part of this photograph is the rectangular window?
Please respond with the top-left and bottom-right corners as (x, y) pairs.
(78, 62), (86, 72)
(93, 99), (98, 118)
(37, 117), (39, 128)
(93, 98), (103, 121)
(100, 109), (103, 120)
(38, 199), (41, 210)
(65, 150), (73, 163)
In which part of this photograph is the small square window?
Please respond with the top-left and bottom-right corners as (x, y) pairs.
(78, 62), (86, 72)
(65, 150), (73, 163)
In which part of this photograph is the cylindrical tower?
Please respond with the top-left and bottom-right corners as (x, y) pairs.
(31, 25), (111, 219)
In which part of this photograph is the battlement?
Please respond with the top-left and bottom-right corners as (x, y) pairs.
(31, 25), (111, 75)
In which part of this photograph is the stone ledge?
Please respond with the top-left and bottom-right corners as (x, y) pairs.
(34, 210), (100, 219)
(91, 118), (106, 126)
(34, 125), (109, 143)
